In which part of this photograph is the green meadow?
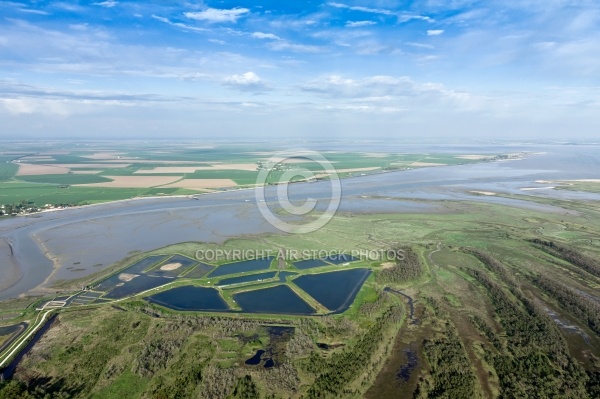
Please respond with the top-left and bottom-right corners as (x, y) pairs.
(0, 143), (504, 208)
(1, 194), (599, 398)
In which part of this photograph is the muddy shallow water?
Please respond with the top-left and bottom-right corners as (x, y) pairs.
(1, 144), (598, 300)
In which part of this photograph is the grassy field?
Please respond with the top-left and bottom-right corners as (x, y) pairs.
(556, 181), (600, 194)
(16, 174), (113, 185)
(0, 141), (508, 208)
(0, 162), (18, 182)
(1, 194), (599, 398)
(0, 181), (200, 205)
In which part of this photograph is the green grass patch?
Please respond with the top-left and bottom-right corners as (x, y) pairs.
(15, 174), (112, 185)
(0, 181), (200, 206)
(0, 162), (19, 182)
(91, 370), (148, 399)
(444, 293), (462, 307)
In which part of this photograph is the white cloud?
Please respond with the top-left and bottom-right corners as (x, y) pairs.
(268, 41), (323, 53)
(406, 42), (435, 49)
(328, 2), (432, 23)
(301, 75), (411, 98)
(18, 8), (50, 15)
(345, 21), (376, 28)
(328, 2), (395, 16)
(184, 8), (249, 23)
(427, 29), (444, 36)
(400, 15), (433, 23)
(92, 1), (118, 8)
(222, 72), (270, 93)
(51, 2), (85, 12)
(152, 15), (207, 33)
(299, 75), (473, 107)
(252, 32), (281, 40)
(1, 98), (36, 115)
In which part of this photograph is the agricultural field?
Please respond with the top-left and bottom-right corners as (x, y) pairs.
(0, 162), (18, 182)
(0, 142), (511, 210)
(1, 195), (599, 398)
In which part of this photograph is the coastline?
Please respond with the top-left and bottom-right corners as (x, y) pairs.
(6, 154), (531, 219)
(0, 154), (536, 300)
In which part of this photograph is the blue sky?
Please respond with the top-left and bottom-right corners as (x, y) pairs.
(0, 1), (599, 139)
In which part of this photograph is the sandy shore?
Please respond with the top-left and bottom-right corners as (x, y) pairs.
(521, 186), (556, 191)
(470, 191), (497, 196)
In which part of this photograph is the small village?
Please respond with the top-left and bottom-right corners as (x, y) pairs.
(0, 201), (76, 216)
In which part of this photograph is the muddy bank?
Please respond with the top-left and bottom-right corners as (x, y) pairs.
(0, 238), (22, 294)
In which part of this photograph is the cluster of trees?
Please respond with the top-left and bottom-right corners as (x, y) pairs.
(358, 289), (391, 317)
(530, 274), (600, 335)
(284, 329), (314, 360)
(0, 380), (72, 399)
(229, 375), (260, 399)
(530, 239), (600, 278)
(376, 247), (423, 284)
(465, 266), (592, 398)
(0, 201), (37, 216)
(469, 314), (502, 351)
(0, 201), (81, 216)
(413, 301), (476, 399)
(302, 305), (403, 398)
(247, 361), (300, 396)
(463, 248), (518, 288)
(133, 334), (188, 377)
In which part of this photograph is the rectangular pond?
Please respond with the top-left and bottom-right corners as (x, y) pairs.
(124, 255), (170, 274)
(208, 257), (275, 278)
(322, 254), (359, 265)
(94, 255), (168, 291)
(182, 263), (215, 279)
(66, 291), (103, 306)
(146, 285), (230, 311)
(146, 254), (198, 277)
(104, 275), (173, 299)
(293, 259), (328, 270)
(217, 271), (277, 287)
(232, 285), (315, 315)
(292, 268), (371, 313)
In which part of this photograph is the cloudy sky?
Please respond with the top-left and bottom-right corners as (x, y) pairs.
(1, 0), (599, 139)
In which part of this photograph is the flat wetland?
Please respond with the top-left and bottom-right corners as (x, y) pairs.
(1, 142), (600, 398)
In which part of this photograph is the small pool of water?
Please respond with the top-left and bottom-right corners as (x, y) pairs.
(322, 254), (359, 265)
(104, 275), (173, 299)
(217, 271), (277, 287)
(146, 285), (230, 311)
(146, 254), (198, 277)
(182, 263), (214, 278)
(233, 285), (314, 315)
(94, 255), (168, 291)
(277, 271), (298, 282)
(292, 268), (371, 312)
(293, 259), (328, 269)
(209, 257), (275, 278)
(245, 349), (265, 365)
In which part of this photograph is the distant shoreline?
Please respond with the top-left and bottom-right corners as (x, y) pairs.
(6, 153), (533, 219)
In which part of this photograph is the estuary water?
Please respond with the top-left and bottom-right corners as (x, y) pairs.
(0, 144), (599, 301)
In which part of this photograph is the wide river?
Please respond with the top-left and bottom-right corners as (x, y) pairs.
(1, 143), (599, 301)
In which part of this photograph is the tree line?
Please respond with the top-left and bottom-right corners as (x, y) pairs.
(376, 247), (423, 284)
